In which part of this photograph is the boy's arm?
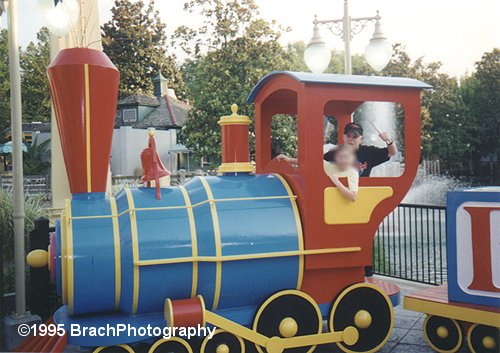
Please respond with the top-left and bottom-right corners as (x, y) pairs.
(330, 175), (357, 202)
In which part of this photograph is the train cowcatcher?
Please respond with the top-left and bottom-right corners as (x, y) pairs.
(25, 47), (434, 353)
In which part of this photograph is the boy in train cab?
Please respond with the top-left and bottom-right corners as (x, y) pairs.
(323, 144), (359, 202)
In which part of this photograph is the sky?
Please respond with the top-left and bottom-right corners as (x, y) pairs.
(2, 0), (499, 77)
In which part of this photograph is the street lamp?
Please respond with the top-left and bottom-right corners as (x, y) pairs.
(304, 0), (392, 74)
(38, 0), (79, 37)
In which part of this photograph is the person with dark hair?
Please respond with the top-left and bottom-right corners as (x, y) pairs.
(324, 123), (397, 176)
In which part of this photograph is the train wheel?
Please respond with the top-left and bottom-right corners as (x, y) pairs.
(148, 337), (193, 353)
(329, 283), (393, 353)
(467, 323), (499, 353)
(201, 329), (245, 353)
(423, 315), (462, 353)
(93, 345), (135, 353)
(253, 290), (322, 353)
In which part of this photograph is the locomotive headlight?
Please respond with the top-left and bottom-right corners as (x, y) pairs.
(304, 23), (332, 74)
(365, 19), (392, 72)
(38, 0), (80, 38)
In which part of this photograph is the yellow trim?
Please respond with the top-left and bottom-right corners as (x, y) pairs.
(164, 298), (174, 328)
(253, 290), (322, 353)
(330, 282), (394, 353)
(61, 205), (68, 304)
(423, 315), (462, 353)
(273, 174), (304, 290)
(148, 338), (193, 353)
(205, 310), (269, 347)
(324, 186), (393, 225)
(125, 188), (140, 315)
(84, 63), (92, 192)
(218, 162), (255, 173)
(404, 296), (500, 328)
(110, 197), (121, 310)
(218, 116), (251, 125)
(179, 185), (198, 298)
(65, 195), (296, 220)
(200, 329), (245, 353)
(218, 104), (251, 126)
(135, 247), (360, 266)
(197, 295), (207, 327)
(65, 199), (75, 315)
(199, 177), (222, 311)
(204, 308), (352, 351)
(93, 344), (135, 353)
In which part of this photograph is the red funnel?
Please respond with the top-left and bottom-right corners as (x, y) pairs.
(48, 48), (120, 194)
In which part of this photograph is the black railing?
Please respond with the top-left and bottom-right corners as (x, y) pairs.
(373, 203), (447, 285)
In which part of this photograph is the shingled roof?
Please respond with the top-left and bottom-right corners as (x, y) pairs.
(116, 94), (190, 129)
(133, 95), (190, 129)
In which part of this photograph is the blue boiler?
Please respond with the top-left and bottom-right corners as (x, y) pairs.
(54, 174), (303, 324)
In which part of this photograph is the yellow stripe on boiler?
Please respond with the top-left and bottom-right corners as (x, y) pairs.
(110, 197), (121, 309)
(65, 199), (75, 315)
(125, 188), (140, 315)
(199, 177), (222, 311)
(273, 174), (304, 290)
(179, 185), (199, 298)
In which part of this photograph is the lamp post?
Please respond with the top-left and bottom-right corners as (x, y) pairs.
(304, 0), (392, 74)
(0, 0), (27, 318)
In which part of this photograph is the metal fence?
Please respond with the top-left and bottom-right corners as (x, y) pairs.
(0, 174), (50, 196)
(373, 203), (447, 285)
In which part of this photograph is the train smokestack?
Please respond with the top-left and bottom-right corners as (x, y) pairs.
(218, 104), (254, 174)
(48, 48), (119, 195)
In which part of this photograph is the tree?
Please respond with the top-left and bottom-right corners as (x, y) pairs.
(177, 0), (295, 161)
(23, 135), (51, 175)
(460, 49), (499, 173)
(0, 29), (10, 141)
(102, 0), (186, 98)
(21, 27), (51, 123)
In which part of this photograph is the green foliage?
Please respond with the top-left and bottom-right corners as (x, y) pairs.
(382, 44), (474, 170)
(460, 49), (499, 164)
(0, 189), (49, 262)
(177, 0), (293, 160)
(23, 136), (51, 175)
(102, 0), (186, 98)
(21, 27), (51, 123)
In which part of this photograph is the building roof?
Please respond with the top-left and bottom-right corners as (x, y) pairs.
(247, 71), (433, 103)
(130, 95), (190, 129)
(118, 94), (160, 107)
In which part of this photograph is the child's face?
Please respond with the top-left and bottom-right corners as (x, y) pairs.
(335, 150), (355, 170)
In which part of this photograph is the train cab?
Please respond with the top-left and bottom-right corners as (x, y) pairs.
(248, 71), (432, 303)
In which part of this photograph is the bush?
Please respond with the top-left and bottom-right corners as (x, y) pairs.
(0, 189), (49, 262)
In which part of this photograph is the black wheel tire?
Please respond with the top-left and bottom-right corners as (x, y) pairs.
(253, 290), (322, 353)
(148, 338), (193, 353)
(467, 324), (499, 353)
(329, 283), (394, 353)
(201, 330), (245, 353)
(423, 315), (462, 353)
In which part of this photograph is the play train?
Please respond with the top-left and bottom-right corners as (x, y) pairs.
(404, 187), (500, 353)
(26, 47), (432, 353)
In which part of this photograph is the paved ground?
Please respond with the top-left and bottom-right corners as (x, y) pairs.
(62, 277), (473, 353)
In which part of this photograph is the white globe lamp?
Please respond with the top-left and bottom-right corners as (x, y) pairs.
(304, 23), (331, 74)
(365, 19), (392, 72)
(38, 0), (80, 38)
